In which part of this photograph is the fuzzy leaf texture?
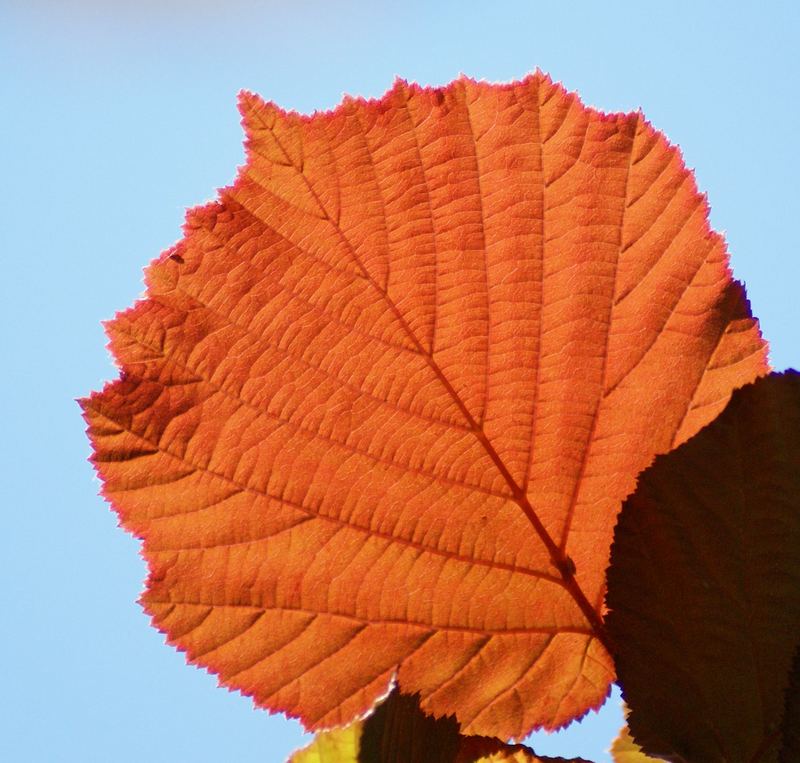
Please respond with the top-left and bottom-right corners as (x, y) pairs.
(606, 372), (800, 762)
(81, 73), (768, 740)
(288, 688), (591, 763)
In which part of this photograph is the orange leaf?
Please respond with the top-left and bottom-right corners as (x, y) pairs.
(606, 373), (800, 762)
(81, 73), (768, 739)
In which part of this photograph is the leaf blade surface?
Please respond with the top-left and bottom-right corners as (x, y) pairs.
(82, 73), (768, 738)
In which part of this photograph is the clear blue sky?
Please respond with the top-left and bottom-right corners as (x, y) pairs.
(2, 2), (798, 761)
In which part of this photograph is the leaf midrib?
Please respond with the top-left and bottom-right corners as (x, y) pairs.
(246, 96), (613, 650)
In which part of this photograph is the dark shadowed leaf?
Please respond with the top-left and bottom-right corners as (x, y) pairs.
(778, 644), (800, 763)
(607, 372), (800, 762)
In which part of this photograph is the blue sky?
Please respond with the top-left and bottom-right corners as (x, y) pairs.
(2, 2), (798, 761)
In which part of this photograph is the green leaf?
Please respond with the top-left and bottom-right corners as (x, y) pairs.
(289, 724), (361, 763)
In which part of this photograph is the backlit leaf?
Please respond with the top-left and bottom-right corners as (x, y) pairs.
(81, 73), (768, 739)
(466, 746), (593, 763)
(610, 726), (662, 762)
(289, 725), (360, 763)
(606, 372), (800, 762)
(287, 688), (591, 763)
